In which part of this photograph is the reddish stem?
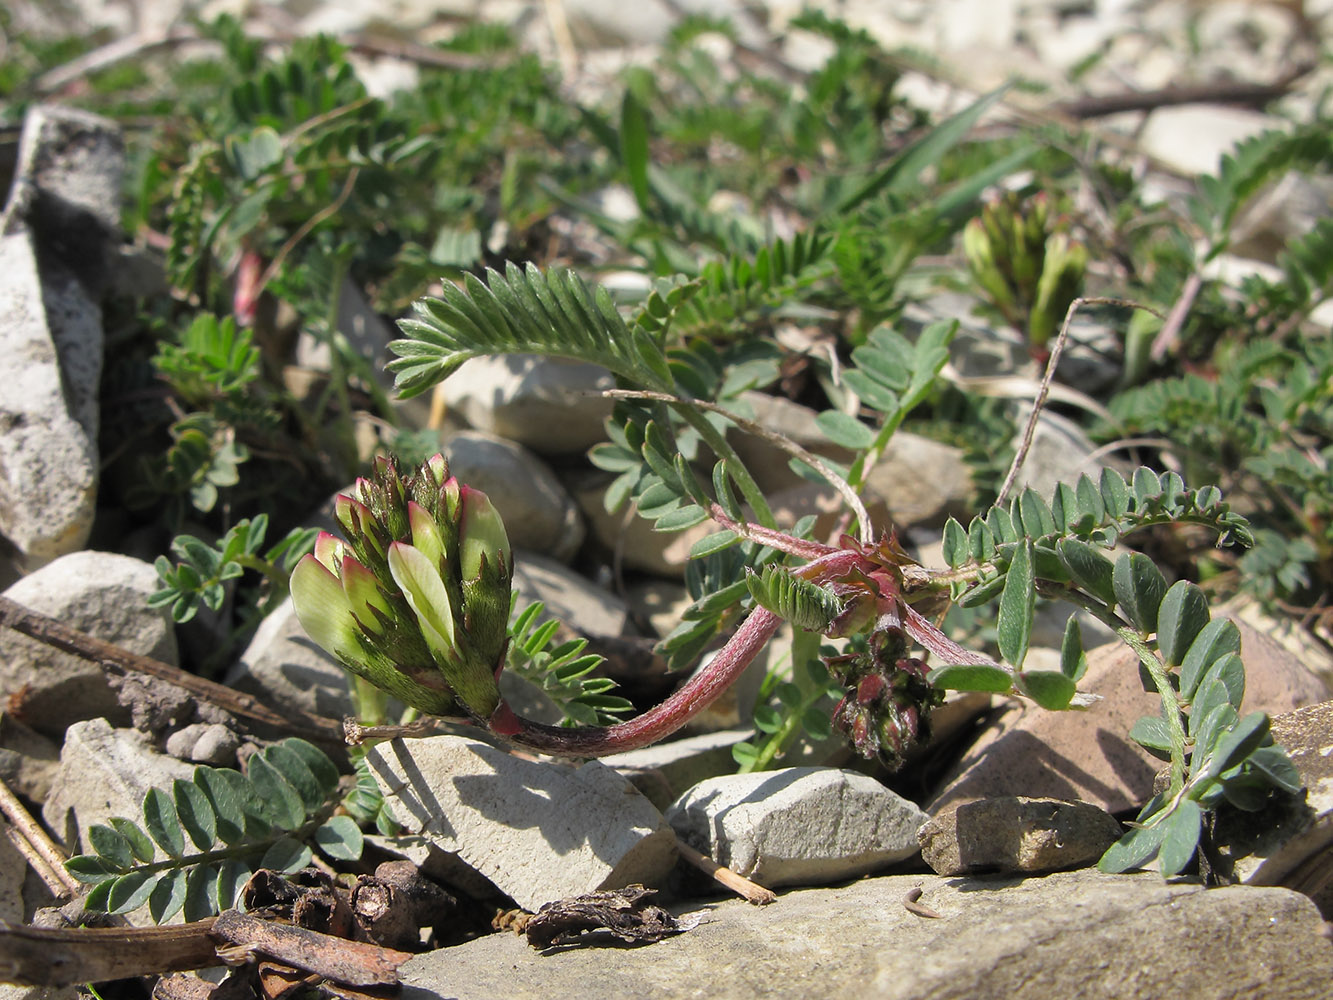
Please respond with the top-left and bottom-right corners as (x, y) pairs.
(489, 607), (783, 756)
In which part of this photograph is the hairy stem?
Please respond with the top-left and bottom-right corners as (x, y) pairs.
(489, 608), (782, 755)
(1047, 585), (1188, 793)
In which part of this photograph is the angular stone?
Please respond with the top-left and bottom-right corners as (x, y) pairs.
(918, 797), (1123, 876)
(666, 768), (926, 888)
(441, 354), (614, 456)
(510, 550), (628, 637)
(227, 596), (357, 720)
(605, 728), (753, 811)
(42, 718), (194, 858)
(0, 104), (123, 569)
(366, 736), (677, 911)
(0, 551), (178, 737)
(0, 712), (62, 802)
(400, 869), (1333, 1000)
(928, 618), (1330, 816)
(444, 431), (585, 563)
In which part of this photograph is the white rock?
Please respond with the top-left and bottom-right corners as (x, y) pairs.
(0, 228), (97, 568)
(511, 549), (628, 636)
(604, 728), (753, 810)
(444, 431), (585, 563)
(43, 718), (194, 861)
(0, 104), (123, 569)
(366, 736), (678, 910)
(1138, 106), (1279, 178)
(0, 552), (177, 737)
(440, 354), (614, 456)
(666, 767), (927, 888)
(227, 596), (357, 720)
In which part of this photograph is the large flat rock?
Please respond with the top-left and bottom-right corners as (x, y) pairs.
(402, 869), (1333, 1000)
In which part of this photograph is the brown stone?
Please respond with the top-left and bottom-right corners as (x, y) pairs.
(927, 618), (1330, 815)
(918, 796), (1123, 876)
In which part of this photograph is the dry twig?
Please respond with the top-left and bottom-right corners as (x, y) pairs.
(676, 840), (777, 905)
(0, 596), (343, 743)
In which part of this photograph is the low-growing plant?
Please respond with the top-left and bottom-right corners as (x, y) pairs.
(65, 739), (362, 921)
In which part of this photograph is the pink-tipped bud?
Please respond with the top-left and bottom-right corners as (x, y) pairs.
(340, 555), (390, 633)
(458, 485), (510, 581)
(312, 531), (345, 573)
(407, 501), (447, 572)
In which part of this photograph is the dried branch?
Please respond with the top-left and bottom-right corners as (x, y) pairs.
(0, 596), (343, 744)
(675, 840), (776, 905)
(996, 296), (1163, 505)
(1051, 62), (1316, 120)
(0, 775), (80, 898)
(211, 909), (411, 986)
(0, 918), (220, 987)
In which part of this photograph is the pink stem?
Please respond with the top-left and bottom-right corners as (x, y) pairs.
(489, 607), (783, 756)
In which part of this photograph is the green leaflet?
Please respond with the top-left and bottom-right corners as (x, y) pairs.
(64, 739), (363, 924)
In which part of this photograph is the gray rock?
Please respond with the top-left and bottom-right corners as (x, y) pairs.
(918, 797), (1123, 876)
(0, 713), (62, 802)
(0, 820), (26, 923)
(164, 722), (241, 766)
(605, 728), (753, 811)
(511, 549), (628, 637)
(572, 478), (709, 577)
(444, 431), (585, 563)
(42, 718), (194, 859)
(441, 354), (614, 456)
(0, 551), (178, 737)
(366, 736), (677, 910)
(665, 768), (926, 888)
(227, 596), (356, 720)
(0, 104), (123, 569)
(928, 618), (1330, 815)
(400, 869), (1333, 1000)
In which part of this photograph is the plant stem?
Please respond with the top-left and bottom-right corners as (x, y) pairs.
(1045, 585), (1188, 793)
(489, 607), (783, 755)
(1115, 625), (1187, 794)
(674, 406), (777, 529)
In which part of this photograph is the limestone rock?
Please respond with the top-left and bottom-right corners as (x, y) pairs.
(444, 431), (585, 563)
(0, 551), (177, 737)
(605, 728), (753, 811)
(0, 713), (62, 802)
(0, 104), (123, 569)
(400, 869), (1333, 1000)
(666, 768), (926, 888)
(227, 596), (356, 720)
(441, 354), (614, 456)
(927, 618), (1330, 815)
(366, 736), (677, 910)
(42, 718), (194, 859)
(510, 549), (628, 637)
(918, 797), (1123, 876)
(164, 722), (241, 766)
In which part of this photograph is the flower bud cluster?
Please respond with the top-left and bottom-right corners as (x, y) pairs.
(290, 454), (512, 720)
(827, 627), (943, 771)
(963, 191), (1088, 353)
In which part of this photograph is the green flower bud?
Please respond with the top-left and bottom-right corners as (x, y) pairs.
(290, 554), (362, 665)
(290, 454), (512, 721)
(459, 485), (511, 583)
